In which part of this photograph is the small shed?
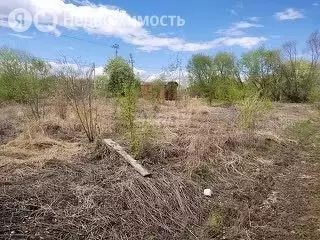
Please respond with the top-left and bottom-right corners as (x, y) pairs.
(140, 81), (178, 101)
(165, 81), (178, 101)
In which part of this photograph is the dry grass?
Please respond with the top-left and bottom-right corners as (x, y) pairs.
(1, 99), (320, 239)
(0, 154), (207, 239)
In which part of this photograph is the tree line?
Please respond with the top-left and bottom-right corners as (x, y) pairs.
(187, 31), (320, 104)
(0, 30), (319, 114)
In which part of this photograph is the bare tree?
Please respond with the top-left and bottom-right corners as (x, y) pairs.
(307, 30), (320, 77)
(280, 41), (298, 82)
(56, 59), (99, 142)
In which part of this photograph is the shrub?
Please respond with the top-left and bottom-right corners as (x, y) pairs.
(0, 47), (52, 118)
(117, 82), (140, 157)
(214, 78), (247, 104)
(238, 95), (272, 129)
(94, 74), (110, 98)
(116, 79), (157, 158)
(56, 61), (99, 142)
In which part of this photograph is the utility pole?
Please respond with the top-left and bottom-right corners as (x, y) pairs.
(129, 53), (135, 70)
(176, 53), (182, 86)
(111, 44), (119, 57)
(92, 62), (96, 79)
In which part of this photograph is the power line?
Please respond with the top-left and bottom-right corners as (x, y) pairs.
(59, 34), (113, 48)
(9, 33), (122, 66)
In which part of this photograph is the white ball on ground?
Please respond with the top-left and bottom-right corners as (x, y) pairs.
(203, 189), (212, 196)
(17, 111), (24, 118)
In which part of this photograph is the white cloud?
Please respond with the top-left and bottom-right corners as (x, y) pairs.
(248, 17), (259, 22)
(0, 0), (266, 51)
(234, 21), (263, 29)
(219, 36), (266, 48)
(96, 66), (146, 77)
(8, 33), (34, 39)
(95, 65), (104, 76)
(48, 61), (78, 72)
(140, 69), (189, 86)
(48, 61), (105, 77)
(134, 67), (147, 76)
(48, 61), (149, 78)
(216, 21), (263, 36)
(229, 1), (244, 16)
(275, 8), (305, 21)
(313, 2), (319, 7)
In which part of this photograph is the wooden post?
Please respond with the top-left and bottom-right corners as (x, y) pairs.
(103, 139), (151, 177)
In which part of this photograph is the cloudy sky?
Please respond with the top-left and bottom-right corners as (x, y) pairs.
(0, 0), (319, 79)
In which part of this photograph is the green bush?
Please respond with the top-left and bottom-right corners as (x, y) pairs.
(238, 95), (272, 129)
(117, 80), (157, 158)
(95, 74), (110, 98)
(308, 86), (320, 103)
(117, 82), (140, 157)
(0, 47), (52, 118)
(214, 78), (247, 104)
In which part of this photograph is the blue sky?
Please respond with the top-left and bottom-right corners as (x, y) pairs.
(0, 0), (319, 78)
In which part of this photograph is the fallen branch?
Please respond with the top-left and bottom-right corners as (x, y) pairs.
(103, 139), (151, 177)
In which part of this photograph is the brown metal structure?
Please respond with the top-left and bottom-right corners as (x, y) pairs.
(140, 81), (178, 101)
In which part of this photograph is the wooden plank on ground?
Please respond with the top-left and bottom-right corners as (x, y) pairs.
(103, 139), (151, 177)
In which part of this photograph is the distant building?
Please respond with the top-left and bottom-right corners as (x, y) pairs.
(165, 81), (179, 101)
(140, 81), (178, 101)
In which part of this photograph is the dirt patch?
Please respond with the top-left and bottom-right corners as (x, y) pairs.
(0, 120), (20, 145)
(43, 122), (81, 142)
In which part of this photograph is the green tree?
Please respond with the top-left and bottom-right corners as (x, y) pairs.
(240, 47), (281, 100)
(212, 52), (245, 103)
(278, 38), (320, 102)
(213, 52), (240, 82)
(104, 57), (136, 96)
(187, 54), (213, 83)
(187, 54), (216, 103)
(188, 53), (245, 104)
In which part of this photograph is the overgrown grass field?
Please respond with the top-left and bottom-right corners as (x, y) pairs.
(1, 98), (319, 239)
